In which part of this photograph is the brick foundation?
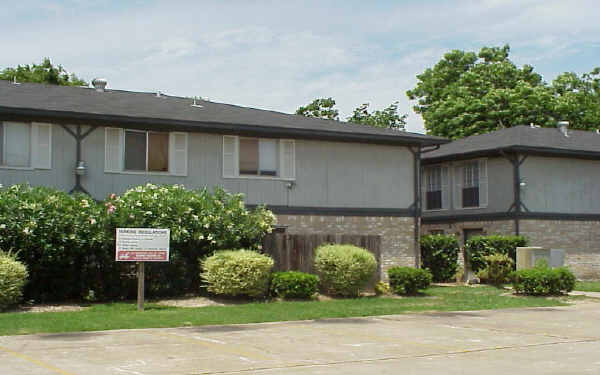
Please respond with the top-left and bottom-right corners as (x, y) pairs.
(423, 219), (600, 279)
(276, 214), (416, 279)
(520, 220), (600, 280)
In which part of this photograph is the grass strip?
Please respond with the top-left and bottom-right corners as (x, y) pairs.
(0, 286), (573, 336)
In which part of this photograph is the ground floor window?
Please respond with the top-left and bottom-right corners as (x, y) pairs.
(124, 130), (169, 172)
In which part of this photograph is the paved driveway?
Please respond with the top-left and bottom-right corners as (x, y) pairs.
(2, 301), (600, 374)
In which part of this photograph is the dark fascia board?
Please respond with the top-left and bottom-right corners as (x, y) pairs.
(246, 205), (416, 217)
(422, 145), (600, 164)
(0, 106), (448, 147)
(423, 211), (600, 224)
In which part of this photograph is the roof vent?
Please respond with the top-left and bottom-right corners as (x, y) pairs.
(191, 96), (203, 108)
(91, 78), (107, 92)
(557, 121), (569, 137)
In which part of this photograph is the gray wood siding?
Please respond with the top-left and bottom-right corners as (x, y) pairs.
(521, 156), (600, 214)
(422, 156), (514, 217)
(0, 124), (75, 191)
(3, 125), (415, 209)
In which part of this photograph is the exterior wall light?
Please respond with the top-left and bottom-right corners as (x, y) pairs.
(75, 161), (87, 176)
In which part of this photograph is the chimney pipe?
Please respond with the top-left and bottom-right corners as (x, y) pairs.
(557, 121), (569, 137)
(91, 78), (107, 92)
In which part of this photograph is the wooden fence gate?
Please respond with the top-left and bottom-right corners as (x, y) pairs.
(262, 233), (382, 283)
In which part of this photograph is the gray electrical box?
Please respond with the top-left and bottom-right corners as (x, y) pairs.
(516, 247), (565, 270)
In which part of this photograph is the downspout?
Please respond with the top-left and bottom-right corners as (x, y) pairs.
(513, 153), (521, 236)
(413, 147), (422, 268)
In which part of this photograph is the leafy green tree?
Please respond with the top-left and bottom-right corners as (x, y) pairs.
(347, 101), (406, 130)
(407, 45), (557, 139)
(551, 69), (600, 130)
(0, 58), (87, 86)
(296, 98), (407, 129)
(295, 97), (339, 120)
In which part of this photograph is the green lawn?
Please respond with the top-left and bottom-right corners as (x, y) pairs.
(575, 281), (600, 292)
(0, 286), (577, 336)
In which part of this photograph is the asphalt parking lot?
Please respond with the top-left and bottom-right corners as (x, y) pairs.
(2, 301), (600, 375)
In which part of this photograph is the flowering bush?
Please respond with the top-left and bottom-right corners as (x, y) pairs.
(0, 183), (275, 301)
(314, 244), (377, 297)
(0, 185), (111, 301)
(0, 251), (29, 310)
(105, 184), (275, 296)
(201, 250), (274, 298)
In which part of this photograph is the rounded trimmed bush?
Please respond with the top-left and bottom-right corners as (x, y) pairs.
(270, 271), (319, 299)
(314, 244), (377, 297)
(0, 252), (29, 310)
(201, 250), (274, 298)
(388, 267), (432, 295)
(511, 264), (576, 296)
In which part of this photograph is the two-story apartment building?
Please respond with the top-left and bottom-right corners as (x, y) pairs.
(0, 79), (447, 277)
(421, 123), (600, 278)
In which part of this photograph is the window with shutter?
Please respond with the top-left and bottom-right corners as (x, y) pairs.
(31, 123), (52, 169)
(169, 132), (188, 176)
(105, 127), (123, 172)
(224, 136), (294, 179)
(0, 122), (31, 168)
(424, 166), (442, 210)
(222, 136), (238, 178)
(279, 139), (295, 180)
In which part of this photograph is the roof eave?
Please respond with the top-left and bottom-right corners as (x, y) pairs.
(422, 145), (600, 164)
(0, 106), (448, 147)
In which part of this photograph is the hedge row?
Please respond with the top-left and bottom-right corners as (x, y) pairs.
(0, 184), (275, 302)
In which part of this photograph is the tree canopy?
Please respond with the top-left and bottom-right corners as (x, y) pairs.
(0, 58), (87, 86)
(407, 45), (600, 139)
(296, 98), (406, 130)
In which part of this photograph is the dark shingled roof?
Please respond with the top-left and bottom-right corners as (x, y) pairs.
(0, 80), (447, 146)
(423, 125), (600, 162)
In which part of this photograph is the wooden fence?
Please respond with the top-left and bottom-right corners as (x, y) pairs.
(262, 234), (382, 283)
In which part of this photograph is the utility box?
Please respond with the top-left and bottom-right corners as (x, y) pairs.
(516, 247), (565, 270)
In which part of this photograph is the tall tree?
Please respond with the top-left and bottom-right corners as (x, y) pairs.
(0, 58), (87, 86)
(551, 68), (600, 130)
(296, 98), (407, 129)
(407, 45), (560, 139)
(295, 97), (339, 120)
(347, 101), (406, 130)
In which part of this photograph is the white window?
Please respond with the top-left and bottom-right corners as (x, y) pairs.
(0, 122), (52, 169)
(105, 128), (187, 175)
(223, 136), (295, 179)
(454, 159), (488, 209)
(422, 165), (449, 210)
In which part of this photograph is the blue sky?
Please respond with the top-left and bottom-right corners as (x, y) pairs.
(2, 0), (599, 133)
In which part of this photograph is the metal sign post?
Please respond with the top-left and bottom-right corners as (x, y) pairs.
(116, 228), (170, 311)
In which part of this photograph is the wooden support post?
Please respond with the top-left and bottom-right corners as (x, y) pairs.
(137, 262), (145, 311)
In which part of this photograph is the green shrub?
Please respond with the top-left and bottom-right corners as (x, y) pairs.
(388, 267), (432, 295)
(314, 244), (377, 297)
(107, 184), (275, 298)
(0, 185), (111, 301)
(480, 253), (513, 286)
(374, 281), (391, 296)
(420, 234), (459, 282)
(0, 251), (29, 310)
(270, 271), (319, 299)
(511, 263), (576, 296)
(201, 250), (274, 298)
(465, 235), (527, 272)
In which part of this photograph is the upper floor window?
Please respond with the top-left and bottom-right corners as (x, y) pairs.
(105, 128), (188, 176)
(0, 121), (52, 169)
(423, 165), (448, 210)
(223, 136), (295, 180)
(454, 159), (487, 209)
(239, 138), (278, 176)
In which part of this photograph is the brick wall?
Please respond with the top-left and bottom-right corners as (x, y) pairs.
(520, 220), (600, 280)
(276, 214), (415, 279)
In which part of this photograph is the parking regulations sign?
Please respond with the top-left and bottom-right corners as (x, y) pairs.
(116, 228), (170, 262)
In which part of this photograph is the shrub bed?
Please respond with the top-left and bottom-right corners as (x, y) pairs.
(0, 251), (29, 310)
(201, 250), (274, 298)
(314, 244), (377, 297)
(511, 264), (576, 296)
(465, 235), (527, 273)
(0, 184), (275, 302)
(270, 271), (319, 299)
(420, 234), (459, 282)
(388, 267), (432, 295)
